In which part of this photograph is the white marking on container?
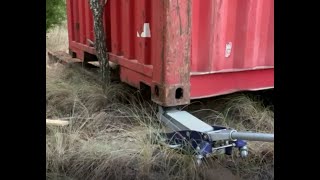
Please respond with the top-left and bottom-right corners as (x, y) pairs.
(138, 23), (151, 38)
(225, 42), (232, 58)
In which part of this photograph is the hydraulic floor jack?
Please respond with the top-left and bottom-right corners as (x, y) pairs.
(154, 107), (274, 164)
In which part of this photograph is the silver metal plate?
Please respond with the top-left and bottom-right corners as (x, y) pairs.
(163, 110), (214, 133)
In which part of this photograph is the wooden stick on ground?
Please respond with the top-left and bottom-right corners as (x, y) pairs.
(46, 119), (69, 126)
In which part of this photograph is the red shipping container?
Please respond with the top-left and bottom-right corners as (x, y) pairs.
(66, 0), (274, 107)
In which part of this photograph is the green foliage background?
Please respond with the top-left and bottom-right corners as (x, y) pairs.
(46, 0), (66, 31)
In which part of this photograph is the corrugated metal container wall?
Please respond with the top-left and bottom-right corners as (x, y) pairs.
(66, 0), (274, 107)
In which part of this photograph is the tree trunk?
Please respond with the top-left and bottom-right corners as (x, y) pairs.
(89, 0), (109, 91)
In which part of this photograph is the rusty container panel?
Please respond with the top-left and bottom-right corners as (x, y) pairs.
(66, 0), (274, 107)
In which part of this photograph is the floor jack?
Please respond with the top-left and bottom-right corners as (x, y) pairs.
(154, 107), (274, 165)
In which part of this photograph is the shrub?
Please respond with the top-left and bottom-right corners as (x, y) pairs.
(46, 0), (66, 31)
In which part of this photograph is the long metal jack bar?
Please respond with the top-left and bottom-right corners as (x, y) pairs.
(155, 107), (274, 164)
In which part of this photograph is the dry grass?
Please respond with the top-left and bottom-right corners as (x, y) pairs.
(46, 22), (68, 52)
(184, 94), (274, 180)
(46, 24), (274, 180)
(46, 63), (203, 180)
